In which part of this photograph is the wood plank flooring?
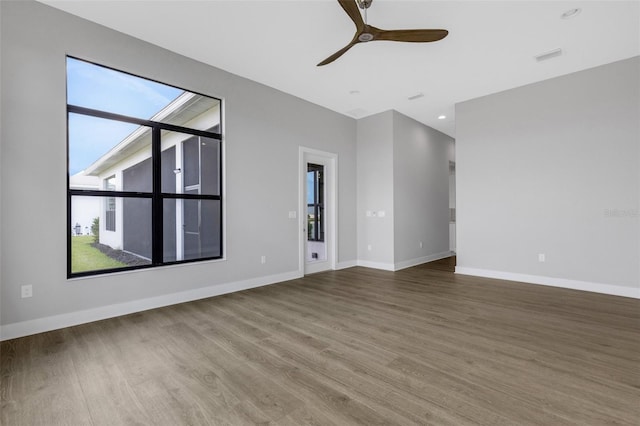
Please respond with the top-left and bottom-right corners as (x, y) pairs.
(2, 259), (639, 425)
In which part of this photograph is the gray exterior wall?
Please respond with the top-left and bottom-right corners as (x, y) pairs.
(0, 1), (357, 328)
(456, 56), (640, 294)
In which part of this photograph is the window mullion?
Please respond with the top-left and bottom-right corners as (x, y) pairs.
(152, 127), (163, 265)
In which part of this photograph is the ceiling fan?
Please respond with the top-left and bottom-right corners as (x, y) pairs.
(318, 0), (448, 66)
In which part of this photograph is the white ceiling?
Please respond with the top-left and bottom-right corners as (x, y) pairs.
(41, 0), (640, 137)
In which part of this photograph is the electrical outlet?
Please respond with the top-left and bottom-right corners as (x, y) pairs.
(21, 285), (32, 298)
(261, 255), (266, 264)
(538, 253), (546, 263)
(367, 244), (372, 251)
(288, 211), (296, 219)
(419, 241), (423, 248)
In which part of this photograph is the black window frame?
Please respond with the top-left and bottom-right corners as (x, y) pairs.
(66, 57), (223, 278)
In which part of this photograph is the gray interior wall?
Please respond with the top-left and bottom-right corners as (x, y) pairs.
(449, 141), (456, 252)
(0, 1), (357, 326)
(392, 111), (451, 264)
(456, 56), (640, 289)
(0, 0), (3, 321)
(356, 111), (395, 266)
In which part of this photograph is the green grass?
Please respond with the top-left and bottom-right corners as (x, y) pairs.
(71, 235), (126, 273)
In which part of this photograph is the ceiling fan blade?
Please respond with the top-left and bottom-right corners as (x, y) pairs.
(374, 29), (448, 43)
(318, 1), (449, 66)
(317, 41), (358, 66)
(338, 0), (365, 32)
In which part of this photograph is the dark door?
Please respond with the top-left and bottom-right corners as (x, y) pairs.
(182, 135), (221, 260)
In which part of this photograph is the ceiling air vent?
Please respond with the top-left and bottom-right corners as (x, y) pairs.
(535, 48), (563, 62)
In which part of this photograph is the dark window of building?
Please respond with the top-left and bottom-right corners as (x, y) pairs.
(67, 57), (223, 277)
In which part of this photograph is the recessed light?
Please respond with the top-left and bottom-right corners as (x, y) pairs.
(438, 115), (446, 120)
(561, 8), (581, 19)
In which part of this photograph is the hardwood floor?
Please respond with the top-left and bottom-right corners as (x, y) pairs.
(2, 259), (639, 425)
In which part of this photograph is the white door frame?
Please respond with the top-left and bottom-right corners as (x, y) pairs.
(299, 147), (338, 275)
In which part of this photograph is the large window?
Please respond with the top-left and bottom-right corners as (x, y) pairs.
(67, 57), (223, 277)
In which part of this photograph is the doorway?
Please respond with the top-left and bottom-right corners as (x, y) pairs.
(299, 147), (337, 275)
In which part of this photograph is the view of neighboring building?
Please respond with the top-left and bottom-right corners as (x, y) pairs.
(70, 92), (221, 266)
(69, 174), (100, 236)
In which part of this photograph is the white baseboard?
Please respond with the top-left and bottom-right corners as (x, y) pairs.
(335, 260), (357, 270)
(0, 270), (302, 341)
(455, 267), (640, 299)
(356, 251), (454, 272)
(394, 251), (454, 271)
(357, 260), (395, 271)
(10, 261), (632, 341)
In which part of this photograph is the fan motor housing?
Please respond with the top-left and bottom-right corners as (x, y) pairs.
(358, 33), (374, 42)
